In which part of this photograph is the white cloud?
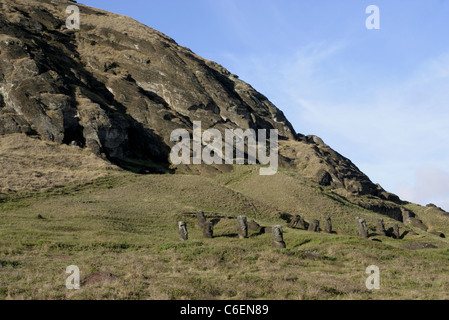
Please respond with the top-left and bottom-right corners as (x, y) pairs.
(397, 167), (449, 211)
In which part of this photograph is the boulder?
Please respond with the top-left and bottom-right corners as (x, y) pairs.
(317, 170), (332, 186)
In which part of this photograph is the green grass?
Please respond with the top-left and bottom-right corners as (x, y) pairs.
(1, 168), (449, 300)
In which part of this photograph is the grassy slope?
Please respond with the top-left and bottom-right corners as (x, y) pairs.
(403, 202), (449, 236)
(1, 164), (449, 300)
(0, 134), (120, 195)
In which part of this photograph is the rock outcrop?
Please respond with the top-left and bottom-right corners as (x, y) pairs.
(0, 0), (295, 170)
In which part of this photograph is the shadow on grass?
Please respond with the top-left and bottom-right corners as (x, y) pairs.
(215, 233), (239, 239)
(111, 158), (175, 174)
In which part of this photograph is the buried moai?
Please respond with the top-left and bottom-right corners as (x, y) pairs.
(324, 217), (333, 234)
(308, 219), (320, 233)
(237, 216), (248, 239)
(203, 221), (214, 239)
(272, 225), (286, 249)
(178, 221), (188, 241)
(356, 217), (369, 239)
(196, 210), (206, 228)
(288, 215), (301, 229)
(392, 223), (400, 239)
(288, 215), (307, 230)
(248, 220), (263, 233)
(376, 218), (387, 236)
(297, 216), (307, 230)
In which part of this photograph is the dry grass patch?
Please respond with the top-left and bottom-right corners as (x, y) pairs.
(0, 134), (119, 194)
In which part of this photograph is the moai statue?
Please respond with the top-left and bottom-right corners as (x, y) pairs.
(392, 223), (400, 239)
(203, 221), (214, 239)
(196, 210), (206, 228)
(401, 208), (415, 225)
(308, 220), (320, 233)
(376, 218), (387, 236)
(272, 225), (286, 249)
(356, 217), (369, 239)
(248, 220), (262, 233)
(324, 217), (333, 234)
(237, 216), (248, 239)
(288, 215), (301, 229)
(178, 221), (188, 241)
(297, 216), (307, 230)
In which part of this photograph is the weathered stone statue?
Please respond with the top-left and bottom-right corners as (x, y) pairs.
(376, 218), (387, 236)
(297, 216), (307, 230)
(392, 223), (400, 239)
(325, 217), (332, 234)
(248, 220), (263, 233)
(237, 216), (248, 239)
(203, 221), (214, 239)
(196, 210), (206, 228)
(288, 215), (301, 228)
(178, 221), (188, 241)
(308, 219), (320, 232)
(356, 217), (369, 239)
(272, 225), (286, 249)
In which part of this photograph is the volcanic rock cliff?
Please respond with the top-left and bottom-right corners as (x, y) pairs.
(0, 0), (422, 223)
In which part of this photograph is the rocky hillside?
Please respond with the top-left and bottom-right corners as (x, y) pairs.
(0, 0), (295, 161)
(0, 0), (443, 226)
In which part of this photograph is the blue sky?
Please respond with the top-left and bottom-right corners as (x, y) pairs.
(80, 0), (449, 210)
